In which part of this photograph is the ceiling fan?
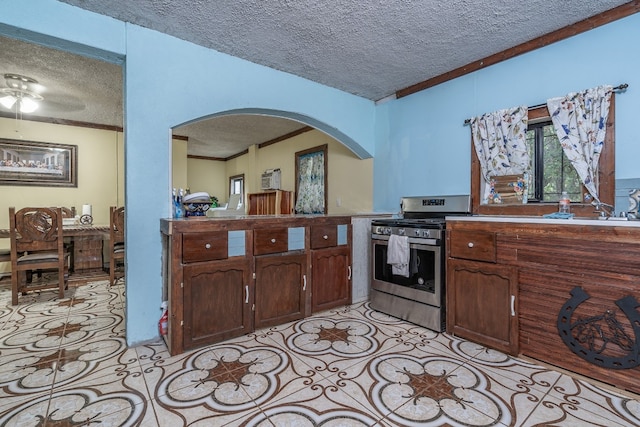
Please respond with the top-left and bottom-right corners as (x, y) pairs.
(0, 73), (44, 114)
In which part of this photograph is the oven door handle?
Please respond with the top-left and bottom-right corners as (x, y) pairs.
(371, 235), (440, 245)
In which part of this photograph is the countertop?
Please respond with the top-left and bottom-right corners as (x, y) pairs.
(446, 214), (640, 227)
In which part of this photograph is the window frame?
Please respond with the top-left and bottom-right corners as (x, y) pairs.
(229, 173), (244, 197)
(471, 99), (615, 217)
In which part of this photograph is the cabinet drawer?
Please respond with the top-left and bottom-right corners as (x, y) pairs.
(183, 232), (228, 263)
(449, 230), (496, 262)
(254, 228), (289, 255)
(310, 225), (337, 249)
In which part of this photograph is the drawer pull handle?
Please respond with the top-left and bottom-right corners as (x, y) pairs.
(205, 243), (211, 249)
(510, 295), (515, 317)
(271, 238), (276, 243)
(245, 285), (249, 304)
(467, 242), (474, 248)
(323, 235), (328, 240)
(303, 274), (307, 291)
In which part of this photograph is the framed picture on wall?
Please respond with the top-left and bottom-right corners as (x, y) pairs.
(0, 138), (78, 187)
(295, 144), (328, 214)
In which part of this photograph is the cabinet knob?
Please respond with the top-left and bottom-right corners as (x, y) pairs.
(323, 235), (328, 240)
(467, 242), (474, 248)
(271, 238), (276, 243)
(205, 243), (211, 249)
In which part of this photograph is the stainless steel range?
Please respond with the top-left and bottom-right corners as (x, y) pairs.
(370, 195), (471, 331)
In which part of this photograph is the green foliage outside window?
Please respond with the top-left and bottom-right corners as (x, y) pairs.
(525, 123), (581, 203)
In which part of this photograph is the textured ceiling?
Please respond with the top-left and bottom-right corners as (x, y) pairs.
(56, 0), (630, 101)
(0, 0), (631, 158)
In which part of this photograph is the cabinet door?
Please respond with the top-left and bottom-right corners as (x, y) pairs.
(183, 258), (252, 350)
(311, 246), (351, 313)
(447, 259), (518, 355)
(255, 253), (307, 329)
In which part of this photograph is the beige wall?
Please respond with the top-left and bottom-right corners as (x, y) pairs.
(258, 130), (373, 214)
(186, 158), (226, 204)
(0, 118), (124, 273)
(173, 128), (373, 214)
(0, 118), (124, 227)
(171, 138), (188, 191)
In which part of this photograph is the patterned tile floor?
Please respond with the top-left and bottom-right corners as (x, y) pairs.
(1, 280), (640, 426)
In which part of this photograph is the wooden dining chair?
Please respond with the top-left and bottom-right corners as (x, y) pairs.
(9, 207), (69, 305)
(29, 206), (76, 281)
(60, 206), (76, 272)
(109, 206), (125, 286)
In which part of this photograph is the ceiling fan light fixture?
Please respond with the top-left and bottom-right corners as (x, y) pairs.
(19, 96), (39, 113)
(0, 94), (16, 109)
(0, 74), (44, 114)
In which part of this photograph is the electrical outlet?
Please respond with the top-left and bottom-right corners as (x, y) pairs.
(336, 197), (342, 207)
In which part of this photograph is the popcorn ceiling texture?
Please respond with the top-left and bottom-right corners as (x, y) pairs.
(58, 0), (628, 101)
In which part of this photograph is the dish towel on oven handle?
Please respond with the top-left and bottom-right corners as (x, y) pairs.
(387, 234), (410, 277)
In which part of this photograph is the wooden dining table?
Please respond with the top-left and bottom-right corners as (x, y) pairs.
(0, 224), (110, 274)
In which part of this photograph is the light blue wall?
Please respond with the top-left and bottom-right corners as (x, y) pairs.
(375, 13), (640, 212)
(1, 0), (376, 345)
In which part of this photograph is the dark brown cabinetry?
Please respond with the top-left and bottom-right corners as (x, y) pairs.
(310, 224), (351, 313)
(447, 227), (518, 355)
(183, 257), (251, 349)
(254, 253), (307, 329)
(170, 230), (252, 353)
(447, 258), (518, 355)
(161, 215), (352, 356)
(447, 219), (640, 395)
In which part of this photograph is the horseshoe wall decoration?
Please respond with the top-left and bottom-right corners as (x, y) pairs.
(557, 286), (640, 370)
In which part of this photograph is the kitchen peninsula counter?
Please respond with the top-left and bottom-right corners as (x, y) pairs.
(445, 216), (640, 395)
(160, 214), (353, 355)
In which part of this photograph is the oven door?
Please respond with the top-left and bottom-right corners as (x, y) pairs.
(371, 235), (442, 307)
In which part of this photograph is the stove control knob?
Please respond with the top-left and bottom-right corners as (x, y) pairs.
(398, 228), (405, 236)
(414, 229), (421, 236)
(385, 227), (392, 235)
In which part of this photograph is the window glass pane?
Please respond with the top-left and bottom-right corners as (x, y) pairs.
(525, 129), (536, 201)
(541, 125), (581, 202)
(525, 124), (582, 204)
(230, 177), (243, 195)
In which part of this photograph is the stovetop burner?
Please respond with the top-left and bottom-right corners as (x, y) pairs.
(371, 195), (471, 238)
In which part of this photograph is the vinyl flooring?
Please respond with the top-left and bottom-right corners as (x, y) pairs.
(1, 280), (639, 426)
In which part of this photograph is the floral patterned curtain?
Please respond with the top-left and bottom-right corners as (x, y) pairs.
(546, 85), (612, 203)
(471, 106), (529, 204)
(295, 150), (325, 214)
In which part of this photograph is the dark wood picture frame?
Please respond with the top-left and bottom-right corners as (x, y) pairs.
(0, 138), (77, 187)
(295, 144), (328, 214)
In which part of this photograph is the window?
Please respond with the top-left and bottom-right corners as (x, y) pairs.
(229, 174), (244, 196)
(471, 103), (615, 216)
(525, 121), (582, 203)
